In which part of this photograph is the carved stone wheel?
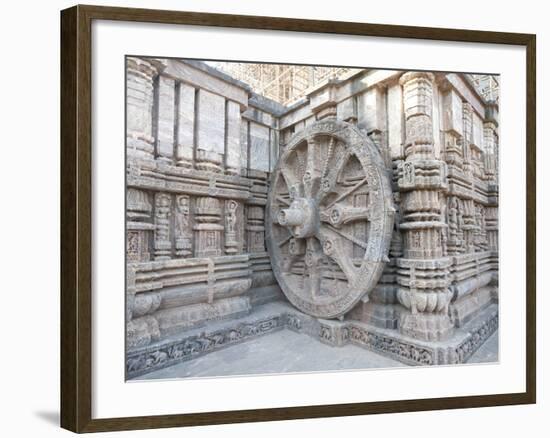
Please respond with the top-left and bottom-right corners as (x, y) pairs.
(266, 119), (394, 319)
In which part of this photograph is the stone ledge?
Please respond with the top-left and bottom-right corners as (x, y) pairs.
(127, 300), (498, 379)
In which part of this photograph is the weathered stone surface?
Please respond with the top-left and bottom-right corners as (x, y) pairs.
(125, 58), (499, 375)
(387, 83), (404, 159)
(225, 101), (242, 175)
(176, 83), (195, 168)
(156, 76), (175, 163)
(126, 57), (158, 159)
(443, 89), (464, 136)
(357, 87), (386, 135)
(197, 89), (225, 156)
(127, 300), (498, 378)
(266, 119), (394, 318)
(249, 122), (271, 172)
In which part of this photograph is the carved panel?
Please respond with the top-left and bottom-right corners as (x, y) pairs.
(194, 197), (223, 257)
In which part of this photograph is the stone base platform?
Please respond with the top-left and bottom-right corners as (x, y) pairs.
(126, 300), (498, 379)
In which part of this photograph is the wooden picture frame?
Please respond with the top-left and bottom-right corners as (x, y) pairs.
(60, 4), (536, 433)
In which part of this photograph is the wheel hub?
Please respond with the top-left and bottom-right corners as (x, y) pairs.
(277, 197), (319, 238)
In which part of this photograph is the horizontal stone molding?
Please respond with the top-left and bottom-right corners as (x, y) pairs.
(127, 158), (272, 205)
(127, 312), (285, 378)
(130, 255), (253, 294)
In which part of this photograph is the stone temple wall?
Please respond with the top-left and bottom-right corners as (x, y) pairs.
(125, 57), (285, 350)
(125, 57), (499, 366)
(278, 69), (499, 342)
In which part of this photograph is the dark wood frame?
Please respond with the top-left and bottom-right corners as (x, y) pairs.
(60, 4), (536, 433)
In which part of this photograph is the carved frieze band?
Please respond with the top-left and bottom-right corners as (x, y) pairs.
(126, 308), (498, 377)
(126, 315), (284, 378)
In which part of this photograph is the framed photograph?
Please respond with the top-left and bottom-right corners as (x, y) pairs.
(60, 4), (536, 433)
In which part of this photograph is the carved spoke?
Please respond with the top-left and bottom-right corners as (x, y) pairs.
(320, 205), (372, 228)
(277, 234), (293, 247)
(322, 224), (368, 250)
(303, 136), (320, 198)
(305, 237), (322, 298)
(324, 176), (368, 210)
(321, 137), (336, 180)
(317, 228), (358, 282)
(275, 195), (291, 206)
(280, 166), (300, 198)
(318, 150), (351, 201)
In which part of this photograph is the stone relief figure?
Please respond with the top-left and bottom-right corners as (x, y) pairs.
(403, 161), (414, 185)
(126, 230), (141, 261)
(175, 195), (192, 258)
(154, 193), (172, 260)
(448, 197), (458, 240)
(224, 200), (239, 254)
(226, 200), (237, 233)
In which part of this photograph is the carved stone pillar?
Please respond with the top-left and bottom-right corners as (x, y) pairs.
(462, 103), (474, 179)
(126, 265), (161, 349)
(246, 206), (265, 253)
(485, 206), (498, 252)
(153, 193), (172, 260)
(126, 57), (158, 160)
(483, 121), (498, 181)
(461, 198), (476, 252)
(442, 90), (464, 171)
(126, 188), (153, 262)
(195, 150), (224, 173)
(225, 101), (242, 176)
(473, 203), (487, 251)
(193, 197), (223, 257)
(156, 76), (176, 164)
(174, 195), (192, 258)
(396, 72), (453, 341)
(446, 195), (464, 255)
(176, 83), (195, 168)
(195, 89), (225, 173)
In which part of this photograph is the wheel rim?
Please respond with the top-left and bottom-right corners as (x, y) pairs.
(266, 119), (394, 318)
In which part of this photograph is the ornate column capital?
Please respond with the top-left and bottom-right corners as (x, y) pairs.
(399, 71), (435, 87)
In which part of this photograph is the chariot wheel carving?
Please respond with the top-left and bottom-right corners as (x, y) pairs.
(266, 119), (394, 318)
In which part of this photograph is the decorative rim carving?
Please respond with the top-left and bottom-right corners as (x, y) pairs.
(267, 119), (394, 318)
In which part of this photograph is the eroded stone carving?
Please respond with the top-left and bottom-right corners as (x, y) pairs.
(194, 197), (223, 257)
(396, 72), (453, 341)
(125, 59), (499, 374)
(224, 200), (240, 254)
(174, 195), (192, 258)
(126, 57), (158, 159)
(154, 193), (172, 260)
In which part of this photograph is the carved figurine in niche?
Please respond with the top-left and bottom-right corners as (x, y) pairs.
(224, 200), (239, 254)
(154, 193), (172, 260)
(126, 230), (141, 262)
(448, 197), (459, 240)
(403, 162), (414, 185)
(175, 195), (192, 258)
